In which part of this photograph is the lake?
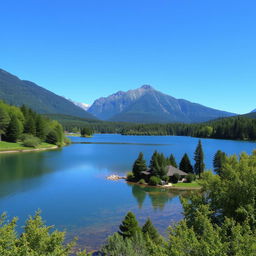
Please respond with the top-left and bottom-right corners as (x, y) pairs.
(0, 134), (255, 251)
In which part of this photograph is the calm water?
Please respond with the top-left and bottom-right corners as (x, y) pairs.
(0, 134), (255, 250)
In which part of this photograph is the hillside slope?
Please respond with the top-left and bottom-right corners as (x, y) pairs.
(0, 69), (96, 119)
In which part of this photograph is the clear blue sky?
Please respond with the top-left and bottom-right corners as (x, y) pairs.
(1, 0), (255, 114)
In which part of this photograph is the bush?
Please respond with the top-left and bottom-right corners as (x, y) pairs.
(126, 172), (135, 181)
(64, 136), (71, 145)
(149, 176), (161, 186)
(138, 179), (146, 184)
(171, 173), (180, 184)
(22, 134), (41, 148)
(186, 173), (196, 183)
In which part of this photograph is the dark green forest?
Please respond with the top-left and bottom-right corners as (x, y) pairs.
(0, 101), (66, 147)
(48, 114), (256, 141)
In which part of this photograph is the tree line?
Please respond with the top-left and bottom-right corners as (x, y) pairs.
(0, 101), (66, 147)
(121, 116), (256, 141)
(50, 113), (256, 141)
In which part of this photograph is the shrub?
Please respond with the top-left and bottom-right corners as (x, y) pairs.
(149, 176), (161, 186)
(138, 179), (146, 184)
(126, 172), (135, 181)
(186, 173), (196, 183)
(171, 173), (180, 184)
(22, 134), (41, 148)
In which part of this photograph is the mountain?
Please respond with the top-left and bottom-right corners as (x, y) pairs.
(0, 69), (96, 119)
(88, 85), (235, 123)
(68, 99), (91, 111)
(251, 109), (256, 113)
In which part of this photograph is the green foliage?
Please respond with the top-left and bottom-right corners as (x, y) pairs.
(142, 218), (162, 244)
(21, 134), (41, 148)
(0, 106), (10, 139)
(80, 127), (93, 137)
(118, 212), (140, 239)
(194, 140), (205, 178)
(126, 171), (135, 181)
(138, 179), (146, 184)
(0, 211), (88, 256)
(132, 152), (147, 181)
(150, 151), (167, 179)
(179, 153), (193, 174)
(169, 154), (177, 168)
(5, 115), (23, 142)
(0, 101), (66, 147)
(149, 176), (161, 186)
(186, 173), (196, 183)
(213, 150), (227, 175)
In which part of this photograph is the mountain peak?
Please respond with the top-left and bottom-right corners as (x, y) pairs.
(140, 85), (154, 90)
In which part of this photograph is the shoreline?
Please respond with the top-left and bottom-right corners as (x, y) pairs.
(127, 181), (201, 191)
(106, 175), (201, 191)
(0, 145), (58, 154)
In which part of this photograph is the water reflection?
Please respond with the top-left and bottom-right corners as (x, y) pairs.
(130, 183), (184, 210)
(0, 152), (55, 198)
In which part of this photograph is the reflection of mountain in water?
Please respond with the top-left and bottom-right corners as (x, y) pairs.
(130, 183), (184, 210)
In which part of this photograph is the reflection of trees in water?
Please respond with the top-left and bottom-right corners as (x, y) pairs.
(132, 185), (146, 208)
(130, 183), (182, 210)
(0, 153), (53, 198)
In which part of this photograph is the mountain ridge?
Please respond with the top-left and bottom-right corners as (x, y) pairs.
(0, 68), (96, 120)
(88, 85), (235, 123)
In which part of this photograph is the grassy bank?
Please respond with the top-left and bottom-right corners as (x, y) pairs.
(0, 141), (57, 152)
(172, 181), (201, 188)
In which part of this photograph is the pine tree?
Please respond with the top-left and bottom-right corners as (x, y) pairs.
(36, 115), (46, 140)
(142, 218), (161, 244)
(24, 116), (36, 135)
(194, 140), (205, 178)
(132, 152), (147, 180)
(150, 151), (160, 176)
(179, 153), (193, 174)
(118, 212), (140, 238)
(0, 107), (10, 141)
(213, 150), (226, 176)
(169, 154), (177, 168)
(5, 116), (22, 142)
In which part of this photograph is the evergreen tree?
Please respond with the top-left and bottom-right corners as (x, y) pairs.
(213, 150), (226, 176)
(24, 116), (36, 135)
(150, 151), (160, 176)
(179, 153), (193, 174)
(118, 212), (140, 238)
(46, 130), (59, 145)
(142, 218), (161, 244)
(132, 152), (147, 180)
(0, 107), (10, 141)
(194, 140), (205, 177)
(5, 116), (22, 142)
(169, 154), (177, 168)
(36, 115), (46, 140)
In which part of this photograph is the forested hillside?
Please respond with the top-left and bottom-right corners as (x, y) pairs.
(0, 101), (67, 147)
(0, 69), (96, 119)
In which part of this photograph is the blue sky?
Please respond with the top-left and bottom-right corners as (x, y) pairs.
(1, 0), (255, 114)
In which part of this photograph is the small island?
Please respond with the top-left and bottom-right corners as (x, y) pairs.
(125, 140), (206, 190)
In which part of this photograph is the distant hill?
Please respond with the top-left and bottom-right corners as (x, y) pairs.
(0, 68), (96, 119)
(88, 85), (235, 123)
(243, 112), (256, 119)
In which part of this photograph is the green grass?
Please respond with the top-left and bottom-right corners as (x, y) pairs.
(172, 181), (201, 188)
(0, 141), (56, 151)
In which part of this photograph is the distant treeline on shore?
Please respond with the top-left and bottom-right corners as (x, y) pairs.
(47, 114), (256, 141)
